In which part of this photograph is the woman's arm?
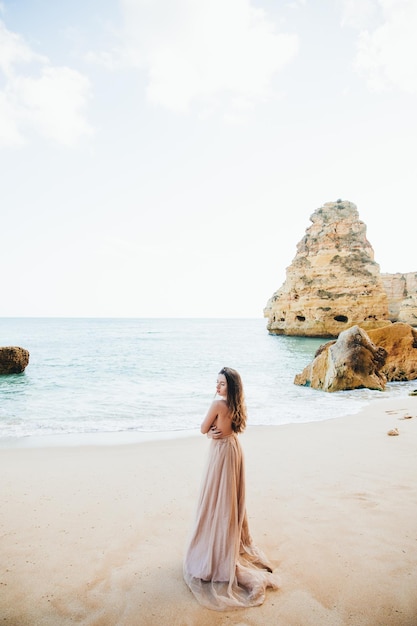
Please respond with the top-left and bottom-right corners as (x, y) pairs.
(200, 401), (220, 434)
(208, 424), (223, 439)
(201, 400), (232, 438)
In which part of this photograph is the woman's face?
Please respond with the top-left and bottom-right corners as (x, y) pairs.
(216, 373), (227, 398)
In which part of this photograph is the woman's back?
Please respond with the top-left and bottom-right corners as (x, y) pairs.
(211, 399), (234, 437)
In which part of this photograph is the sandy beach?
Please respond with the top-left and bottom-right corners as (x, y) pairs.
(1, 395), (417, 626)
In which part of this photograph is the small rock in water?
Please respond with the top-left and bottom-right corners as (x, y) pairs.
(387, 428), (399, 436)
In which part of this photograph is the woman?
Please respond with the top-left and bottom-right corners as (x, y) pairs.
(183, 367), (280, 610)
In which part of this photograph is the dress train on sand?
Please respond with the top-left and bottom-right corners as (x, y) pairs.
(183, 433), (280, 611)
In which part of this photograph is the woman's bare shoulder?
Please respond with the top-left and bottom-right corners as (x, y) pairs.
(201, 398), (229, 434)
(213, 399), (232, 422)
(211, 398), (228, 411)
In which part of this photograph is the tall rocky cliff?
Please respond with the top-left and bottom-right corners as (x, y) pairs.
(264, 200), (417, 337)
(381, 272), (417, 326)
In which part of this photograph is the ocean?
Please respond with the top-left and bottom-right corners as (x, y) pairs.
(1, 317), (415, 446)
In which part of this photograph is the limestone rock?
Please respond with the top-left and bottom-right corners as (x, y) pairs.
(265, 200), (391, 337)
(0, 346), (30, 374)
(367, 322), (417, 382)
(381, 272), (417, 326)
(294, 325), (387, 392)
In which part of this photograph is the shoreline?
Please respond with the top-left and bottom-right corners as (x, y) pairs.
(0, 427), (202, 449)
(0, 390), (416, 450)
(1, 394), (417, 625)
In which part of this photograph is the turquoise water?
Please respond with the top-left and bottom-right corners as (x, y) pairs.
(0, 318), (415, 444)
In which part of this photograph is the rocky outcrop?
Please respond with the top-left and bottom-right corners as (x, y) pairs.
(265, 200), (391, 337)
(294, 325), (387, 392)
(0, 347), (30, 374)
(381, 273), (417, 326)
(367, 323), (417, 382)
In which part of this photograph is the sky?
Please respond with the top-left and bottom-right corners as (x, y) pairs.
(1, 0), (416, 318)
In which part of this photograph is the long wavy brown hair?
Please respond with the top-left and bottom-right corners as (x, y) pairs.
(218, 367), (247, 433)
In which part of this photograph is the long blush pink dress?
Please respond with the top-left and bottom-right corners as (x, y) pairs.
(183, 432), (280, 610)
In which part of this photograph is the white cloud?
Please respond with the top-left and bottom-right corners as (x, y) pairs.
(286, 0), (306, 9)
(341, 0), (378, 29)
(0, 92), (23, 145)
(342, 0), (417, 93)
(0, 19), (92, 147)
(93, 0), (298, 117)
(12, 66), (92, 145)
(0, 19), (45, 76)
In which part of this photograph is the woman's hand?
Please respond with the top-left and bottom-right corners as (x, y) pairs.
(209, 424), (223, 439)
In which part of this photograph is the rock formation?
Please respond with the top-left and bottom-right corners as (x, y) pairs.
(265, 200), (392, 337)
(367, 322), (417, 382)
(381, 273), (417, 326)
(294, 325), (387, 392)
(0, 347), (30, 374)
